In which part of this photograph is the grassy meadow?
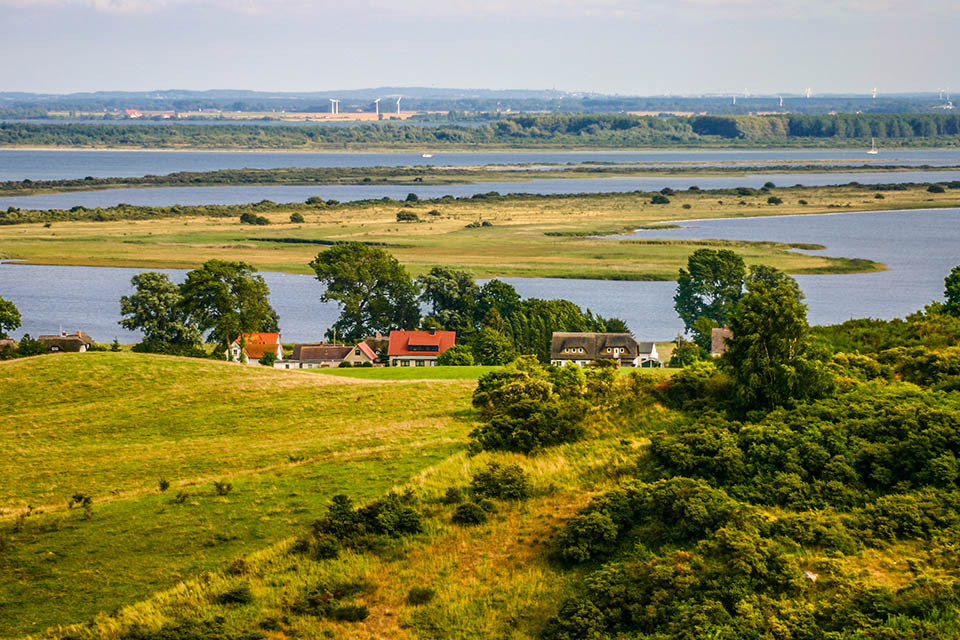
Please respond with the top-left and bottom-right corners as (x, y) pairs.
(1, 350), (666, 640)
(0, 352), (477, 637)
(4, 183), (957, 280)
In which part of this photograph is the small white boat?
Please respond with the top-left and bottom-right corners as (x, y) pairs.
(867, 138), (879, 155)
(421, 153), (434, 158)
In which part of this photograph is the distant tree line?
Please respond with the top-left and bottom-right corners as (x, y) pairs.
(3, 113), (960, 150)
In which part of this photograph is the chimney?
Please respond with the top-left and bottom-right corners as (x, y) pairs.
(429, 328), (437, 335)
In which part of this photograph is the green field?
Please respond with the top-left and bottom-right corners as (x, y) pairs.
(4, 183), (954, 280)
(0, 353), (477, 637)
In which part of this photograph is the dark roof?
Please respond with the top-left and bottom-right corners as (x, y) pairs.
(291, 343), (352, 361)
(38, 331), (96, 352)
(551, 332), (641, 360)
(711, 327), (733, 355)
(388, 330), (456, 357)
(638, 342), (656, 355)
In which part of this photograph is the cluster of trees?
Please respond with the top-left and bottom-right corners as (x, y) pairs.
(312, 243), (626, 364)
(119, 260), (278, 357)
(4, 113), (960, 151)
(541, 269), (960, 639)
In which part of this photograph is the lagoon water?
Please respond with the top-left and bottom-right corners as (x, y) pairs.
(4, 148), (960, 182)
(2, 208), (956, 344)
(3, 170), (960, 211)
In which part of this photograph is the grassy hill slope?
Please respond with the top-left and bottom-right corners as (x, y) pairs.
(0, 353), (476, 637)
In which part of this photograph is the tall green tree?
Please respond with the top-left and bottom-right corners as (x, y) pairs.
(417, 266), (479, 334)
(945, 265), (960, 317)
(309, 243), (420, 343)
(674, 249), (746, 350)
(475, 279), (521, 326)
(119, 272), (201, 352)
(0, 295), (21, 338)
(179, 260), (278, 350)
(720, 276), (833, 412)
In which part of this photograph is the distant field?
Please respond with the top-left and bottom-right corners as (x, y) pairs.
(0, 352), (476, 637)
(2, 183), (948, 280)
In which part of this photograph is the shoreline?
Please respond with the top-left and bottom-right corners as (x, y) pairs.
(3, 144), (960, 154)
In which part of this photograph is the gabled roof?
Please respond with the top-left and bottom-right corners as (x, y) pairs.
(388, 330), (456, 357)
(355, 341), (380, 362)
(551, 332), (641, 360)
(292, 343), (352, 361)
(638, 342), (657, 355)
(233, 332), (281, 360)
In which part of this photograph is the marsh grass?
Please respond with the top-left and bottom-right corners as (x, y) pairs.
(0, 184), (948, 279)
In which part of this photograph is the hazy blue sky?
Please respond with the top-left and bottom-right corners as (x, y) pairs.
(2, 0), (956, 95)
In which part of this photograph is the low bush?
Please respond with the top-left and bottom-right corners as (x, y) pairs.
(469, 462), (531, 500)
(407, 586), (436, 605)
(452, 502), (488, 526)
(213, 480), (233, 496)
(311, 492), (423, 548)
(213, 583), (254, 606)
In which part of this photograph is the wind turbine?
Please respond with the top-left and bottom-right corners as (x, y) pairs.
(396, 97), (402, 114)
(778, 95), (784, 108)
(804, 87), (813, 99)
(732, 94), (737, 105)
(329, 99), (340, 114)
(374, 98), (381, 116)
(872, 87), (878, 99)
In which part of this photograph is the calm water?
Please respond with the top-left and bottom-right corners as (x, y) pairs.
(3, 148), (960, 181)
(1, 209), (956, 344)
(3, 170), (959, 211)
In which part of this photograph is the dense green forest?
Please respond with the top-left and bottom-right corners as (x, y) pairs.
(3, 113), (960, 149)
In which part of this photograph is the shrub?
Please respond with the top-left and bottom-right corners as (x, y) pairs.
(682, 203), (692, 209)
(158, 478), (170, 492)
(768, 196), (784, 205)
(175, 490), (190, 504)
(289, 212), (305, 223)
(427, 209), (442, 216)
(437, 344), (474, 366)
(764, 181), (777, 189)
(397, 211), (420, 222)
(441, 487), (464, 504)
(239, 212), (270, 225)
(337, 360), (352, 368)
(650, 194), (670, 205)
(660, 187), (676, 196)
(213, 583), (254, 606)
(798, 199), (809, 205)
(213, 480), (233, 496)
(874, 193), (885, 199)
(405, 192), (419, 202)
(469, 462), (531, 500)
(330, 605), (370, 622)
(452, 502), (488, 526)
(928, 184), (946, 193)
(69, 492), (93, 519)
(407, 586), (436, 605)
(259, 352), (277, 367)
(312, 492), (423, 547)
(469, 359), (588, 453)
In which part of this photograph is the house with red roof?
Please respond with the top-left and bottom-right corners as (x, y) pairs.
(276, 341), (380, 369)
(387, 329), (456, 367)
(227, 332), (283, 364)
